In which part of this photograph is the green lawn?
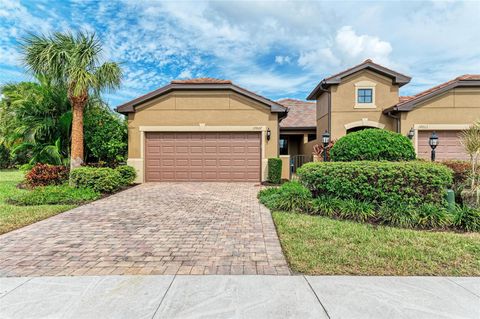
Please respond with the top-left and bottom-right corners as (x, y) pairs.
(0, 170), (75, 234)
(273, 211), (480, 276)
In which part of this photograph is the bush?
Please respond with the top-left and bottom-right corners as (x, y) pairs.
(442, 160), (470, 203)
(84, 105), (127, 166)
(7, 185), (100, 205)
(115, 165), (136, 185)
(267, 158), (282, 184)
(298, 161), (453, 206)
(25, 163), (69, 187)
(452, 205), (480, 232)
(259, 182), (312, 213)
(311, 196), (376, 222)
(69, 167), (123, 193)
(330, 129), (416, 161)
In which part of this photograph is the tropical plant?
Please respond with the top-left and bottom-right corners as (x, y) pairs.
(21, 31), (122, 169)
(312, 140), (335, 161)
(0, 77), (71, 165)
(459, 122), (480, 190)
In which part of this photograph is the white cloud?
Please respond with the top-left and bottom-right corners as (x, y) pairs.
(275, 55), (291, 65)
(298, 26), (393, 71)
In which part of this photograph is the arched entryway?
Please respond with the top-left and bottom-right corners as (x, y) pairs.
(346, 126), (379, 134)
(344, 119), (385, 134)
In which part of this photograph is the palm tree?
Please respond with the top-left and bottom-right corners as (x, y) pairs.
(21, 31), (122, 168)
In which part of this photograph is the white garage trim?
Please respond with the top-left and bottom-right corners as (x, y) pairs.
(412, 124), (470, 154)
(130, 125), (268, 183)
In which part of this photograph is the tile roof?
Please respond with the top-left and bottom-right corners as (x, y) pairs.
(396, 74), (480, 107)
(277, 98), (316, 128)
(324, 59), (411, 82)
(171, 78), (232, 84)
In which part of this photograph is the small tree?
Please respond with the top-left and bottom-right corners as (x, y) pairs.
(460, 122), (480, 190)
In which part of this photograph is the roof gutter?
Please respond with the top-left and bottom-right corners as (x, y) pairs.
(385, 110), (401, 133)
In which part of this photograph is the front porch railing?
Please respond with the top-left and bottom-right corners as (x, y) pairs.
(290, 154), (313, 176)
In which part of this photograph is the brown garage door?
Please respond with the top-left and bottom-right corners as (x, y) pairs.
(145, 132), (261, 182)
(418, 130), (469, 161)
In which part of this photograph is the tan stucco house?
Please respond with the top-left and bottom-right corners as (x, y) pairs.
(307, 59), (480, 162)
(117, 60), (480, 183)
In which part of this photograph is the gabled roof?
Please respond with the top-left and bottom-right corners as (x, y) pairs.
(307, 59), (411, 100)
(115, 78), (287, 114)
(384, 74), (480, 113)
(277, 98), (316, 129)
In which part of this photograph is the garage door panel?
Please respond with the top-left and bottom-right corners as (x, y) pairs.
(145, 132), (261, 182)
(418, 130), (469, 161)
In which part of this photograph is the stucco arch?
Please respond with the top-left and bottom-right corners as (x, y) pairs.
(344, 118), (385, 130)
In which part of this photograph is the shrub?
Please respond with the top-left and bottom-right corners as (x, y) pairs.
(330, 129), (416, 161)
(267, 158), (282, 184)
(311, 196), (376, 222)
(69, 167), (123, 193)
(115, 165), (136, 185)
(25, 163), (69, 187)
(452, 205), (480, 232)
(7, 185), (100, 205)
(298, 161), (453, 206)
(18, 163), (34, 172)
(259, 182), (312, 213)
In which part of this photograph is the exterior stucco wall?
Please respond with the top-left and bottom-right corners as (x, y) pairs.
(399, 87), (480, 135)
(316, 93), (329, 138)
(327, 70), (397, 139)
(127, 90), (279, 182)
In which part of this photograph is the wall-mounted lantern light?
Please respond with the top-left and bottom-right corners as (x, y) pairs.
(266, 128), (271, 141)
(407, 128), (415, 140)
(322, 130), (331, 162)
(429, 131), (439, 161)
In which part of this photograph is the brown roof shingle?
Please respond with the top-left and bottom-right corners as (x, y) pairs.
(278, 98), (316, 128)
(397, 74), (480, 107)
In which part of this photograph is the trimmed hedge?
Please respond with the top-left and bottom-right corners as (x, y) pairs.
(267, 158), (282, 184)
(116, 165), (136, 185)
(70, 167), (123, 193)
(330, 129), (416, 161)
(7, 185), (100, 205)
(297, 161), (453, 206)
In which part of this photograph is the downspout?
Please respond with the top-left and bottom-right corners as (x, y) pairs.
(317, 81), (331, 133)
(385, 109), (400, 133)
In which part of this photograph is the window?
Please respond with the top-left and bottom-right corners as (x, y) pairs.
(357, 89), (373, 103)
(279, 138), (288, 155)
(307, 134), (316, 142)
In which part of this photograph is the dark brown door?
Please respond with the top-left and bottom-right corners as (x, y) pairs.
(145, 132), (261, 182)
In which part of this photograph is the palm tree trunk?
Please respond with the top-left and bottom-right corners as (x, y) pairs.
(70, 98), (86, 169)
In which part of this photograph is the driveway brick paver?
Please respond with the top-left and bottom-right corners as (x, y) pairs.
(0, 183), (289, 276)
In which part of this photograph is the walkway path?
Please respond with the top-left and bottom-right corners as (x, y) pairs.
(0, 275), (478, 318)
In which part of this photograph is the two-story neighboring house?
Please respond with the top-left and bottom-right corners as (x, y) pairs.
(304, 59), (480, 161)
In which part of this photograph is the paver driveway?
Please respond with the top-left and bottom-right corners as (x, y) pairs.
(0, 183), (289, 276)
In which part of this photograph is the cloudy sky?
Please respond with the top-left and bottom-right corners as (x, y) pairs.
(1, 0), (479, 107)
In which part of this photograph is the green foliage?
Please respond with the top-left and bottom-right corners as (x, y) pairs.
(18, 163), (34, 172)
(7, 185), (100, 206)
(69, 167), (123, 193)
(0, 144), (11, 169)
(21, 32), (122, 98)
(259, 182), (312, 213)
(25, 163), (69, 187)
(115, 165), (136, 185)
(442, 160), (473, 204)
(311, 196), (376, 222)
(267, 158), (282, 184)
(0, 78), (71, 165)
(452, 205), (480, 232)
(84, 105), (127, 165)
(330, 129), (416, 161)
(298, 161), (453, 206)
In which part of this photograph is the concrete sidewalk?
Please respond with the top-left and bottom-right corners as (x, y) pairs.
(0, 275), (478, 318)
